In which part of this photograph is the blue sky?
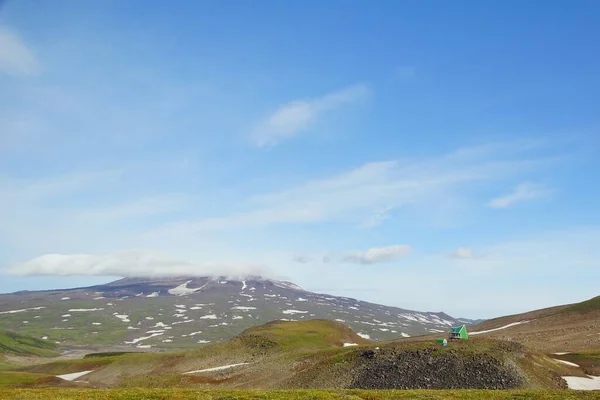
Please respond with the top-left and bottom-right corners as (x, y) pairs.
(1, 0), (599, 318)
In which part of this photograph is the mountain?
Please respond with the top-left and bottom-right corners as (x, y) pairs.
(0, 276), (476, 350)
(463, 295), (600, 353)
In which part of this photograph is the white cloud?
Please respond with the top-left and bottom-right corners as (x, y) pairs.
(450, 247), (475, 259)
(292, 255), (313, 264)
(488, 182), (550, 209)
(362, 206), (394, 228)
(6, 251), (270, 278)
(342, 244), (412, 264)
(0, 27), (40, 76)
(252, 84), (369, 147)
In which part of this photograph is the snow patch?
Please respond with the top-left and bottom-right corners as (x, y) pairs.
(282, 309), (308, 315)
(146, 292), (159, 298)
(232, 306), (256, 310)
(92, 322), (102, 325)
(60, 297), (70, 301)
(401, 332), (410, 338)
(555, 359), (580, 367)
(357, 332), (371, 339)
(563, 375), (600, 390)
(68, 308), (104, 312)
(0, 306), (46, 315)
(125, 332), (164, 344)
(57, 370), (93, 381)
(470, 320), (530, 335)
(168, 280), (207, 296)
(114, 314), (130, 322)
(200, 314), (218, 319)
(242, 280), (247, 290)
(343, 343), (358, 347)
(184, 363), (249, 374)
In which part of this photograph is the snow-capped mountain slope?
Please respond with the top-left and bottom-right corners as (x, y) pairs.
(0, 276), (476, 349)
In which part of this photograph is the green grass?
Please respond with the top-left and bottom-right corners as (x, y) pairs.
(235, 320), (369, 351)
(0, 331), (58, 357)
(0, 371), (54, 387)
(15, 355), (124, 375)
(565, 296), (600, 313)
(557, 351), (600, 375)
(83, 352), (136, 358)
(0, 389), (599, 400)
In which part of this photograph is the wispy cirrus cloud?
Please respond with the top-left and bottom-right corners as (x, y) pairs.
(251, 84), (370, 147)
(488, 182), (550, 209)
(0, 27), (40, 76)
(151, 142), (557, 236)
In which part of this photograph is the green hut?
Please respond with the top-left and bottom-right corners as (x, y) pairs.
(449, 325), (468, 340)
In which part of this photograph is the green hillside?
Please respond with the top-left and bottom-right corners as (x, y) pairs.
(0, 331), (58, 357)
(13, 320), (573, 390)
(565, 295), (600, 313)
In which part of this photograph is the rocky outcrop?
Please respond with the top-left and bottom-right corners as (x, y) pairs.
(349, 347), (526, 389)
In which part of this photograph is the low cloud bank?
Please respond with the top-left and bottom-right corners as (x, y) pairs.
(6, 251), (271, 279)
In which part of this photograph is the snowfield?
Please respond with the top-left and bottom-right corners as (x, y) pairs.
(282, 309), (308, 315)
(469, 320), (530, 335)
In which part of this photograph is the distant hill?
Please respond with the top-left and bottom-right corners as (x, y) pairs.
(0, 276), (478, 349)
(464, 295), (600, 352)
(0, 330), (58, 357)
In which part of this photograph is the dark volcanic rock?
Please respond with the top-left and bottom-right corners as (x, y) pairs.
(350, 348), (525, 389)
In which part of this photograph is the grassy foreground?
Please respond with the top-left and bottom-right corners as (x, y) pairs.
(0, 389), (599, 400)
